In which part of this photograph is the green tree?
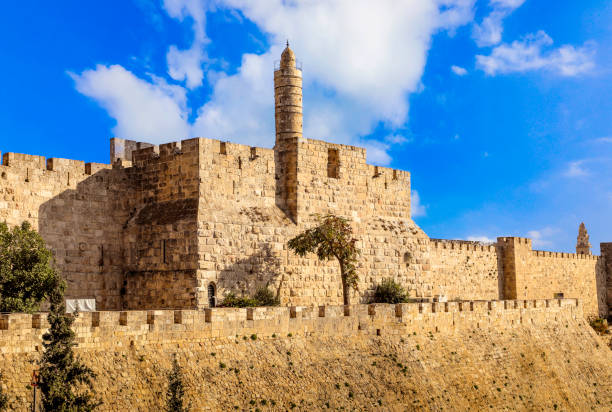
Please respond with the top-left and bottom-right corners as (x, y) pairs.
(39, 285), (100, 412)
(288, 214), (360, 305)
(0, 221), (60, 313)
(166, 355), (188, 412)
(373, 278), (409, 304)
(0, 372), (8, 411)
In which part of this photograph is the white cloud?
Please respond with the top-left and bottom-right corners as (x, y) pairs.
(72, 1), (478, 162)
(564, 160), (589, 177)
(411, 190), (427, 218)
(476, 31), (595, 76)
(595, 137), (612, 143)
(69, 65), (190, 142)
(472, 0), (525, 47)
(162, 0), (210, 89)
(451, 65), (468, 76)
(527, 227), (558, 249)
(467, 235), (495, 243)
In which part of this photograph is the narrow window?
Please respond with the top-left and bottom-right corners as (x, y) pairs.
(208, 283), (217, 308)
(99, 245), (104, 267)
(553, 292), (564, 299)
(327, 148), (339, 178)
(162, 240), (167, 264)
(220, 142), (227, 155)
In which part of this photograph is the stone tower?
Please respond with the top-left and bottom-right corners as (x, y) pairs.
(576, 222), (591, 255)
(274, 43), (303, 223)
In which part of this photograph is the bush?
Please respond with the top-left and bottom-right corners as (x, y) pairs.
(220, 287), (280, 308)
(253, 287), (280, 306)
(219, 293), (258, 308)
(372, 278), (408, 304)
(0, 372), (8, 411)
(588, 317), (609, 335)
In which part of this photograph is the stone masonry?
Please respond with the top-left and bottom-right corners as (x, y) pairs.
(0, 45), (610, 318)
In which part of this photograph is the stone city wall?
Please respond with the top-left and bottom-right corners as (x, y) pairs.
(1, 300), (611, 411)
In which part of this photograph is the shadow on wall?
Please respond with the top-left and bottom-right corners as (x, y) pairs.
(216, 244), (285, 302)
(595, 258), (608, 318)
(37, 168), (129, 310)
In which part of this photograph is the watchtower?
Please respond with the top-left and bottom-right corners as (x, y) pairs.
(274, 42), (303, 222)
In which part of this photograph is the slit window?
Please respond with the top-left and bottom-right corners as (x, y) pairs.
(327, 148), (339, 178)
(162, 240), (167, 264)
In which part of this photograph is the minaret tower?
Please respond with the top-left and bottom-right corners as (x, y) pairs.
(576, 222), (591, 255)
(274, 41), (303, 145)
(274, 42), (302, 223)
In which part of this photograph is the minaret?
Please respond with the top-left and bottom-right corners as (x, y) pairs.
(274, 42), (302, 223)
(274, 41), (303, 145)
(576, 222), (591, 255)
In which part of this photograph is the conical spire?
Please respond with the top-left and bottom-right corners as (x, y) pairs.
(576, 222), (591, 255)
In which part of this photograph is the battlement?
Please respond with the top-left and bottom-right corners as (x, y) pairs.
(0, 299), (582, 354)
(497, 237), (532, 247)
(430, 238), (496, 252)
(1, 152), (111, 177)
(532, 250), (599, 261)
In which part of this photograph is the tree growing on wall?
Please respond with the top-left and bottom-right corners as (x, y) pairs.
(39, 284), (100, 412)
(288, 214), (360, 305)
(0, 372), (8, 411)
(166, 355), (189, 412)
(0, 221), (60, 313)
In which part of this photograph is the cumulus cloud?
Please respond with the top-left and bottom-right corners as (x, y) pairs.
(527, 227), (558, 249)
(411, 190), (427, 218)
(72, 0), (478, 160)
(472, 0), (525, 47)
(564, 160), (589, 177)
(162, 0), (210, 89)
(476, 31), (595, 76)
(69, 65), (190, 141)
(451, 65), (468, 75)
(467, 235), (495, 243)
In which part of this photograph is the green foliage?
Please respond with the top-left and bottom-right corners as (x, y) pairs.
(39, 285), (100, 412)
(0, 372), (8, 411)
(588, 317), (609, 335)
(0, 221), (61, 313)
(288, 214), (360, 305)
(220, 287), (280, 308)
(253, 287), (280, 306)
(373, 278), (409, 304)
(166, 356), (188, 412)
(219, 293), (259, 308)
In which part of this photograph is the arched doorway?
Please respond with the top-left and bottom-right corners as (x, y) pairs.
(208, 283), (217, 308)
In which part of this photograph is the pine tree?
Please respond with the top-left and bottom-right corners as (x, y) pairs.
(39, 284), (100, 411)
(166, 355), (188, 412)
(0, 372), (8, 411)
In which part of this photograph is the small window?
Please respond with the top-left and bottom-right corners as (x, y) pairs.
(553, 292), (564, 299)
(208, 283), (217, 308)
(327, 148), (339, 178)
(162, 240), (167, 264)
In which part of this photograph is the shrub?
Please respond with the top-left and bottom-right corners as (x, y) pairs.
(588, 317), (609, 335)
(253, 287), (280, 306)
(219, 293), (258, 308)
(0, 372), (8, 411)
(166, 355), (189, 412)
(372, 278), (408, 304)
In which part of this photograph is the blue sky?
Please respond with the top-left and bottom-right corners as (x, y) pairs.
(1, 1), (610, 253)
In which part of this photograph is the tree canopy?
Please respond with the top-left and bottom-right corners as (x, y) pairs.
(0, 221), (60, 313)
(288, 214), (360, 305)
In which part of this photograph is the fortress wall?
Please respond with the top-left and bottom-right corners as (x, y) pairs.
(0, 152), (127, 309)
(498, 237), (604, 318)
(2, 300), (612, 411)
(120, 139), (201, 310)
(602, 243), (612, 318)
(428, 239), (501, 300)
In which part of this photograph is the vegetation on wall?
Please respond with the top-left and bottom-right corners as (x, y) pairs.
(0, 372), (8, 411)
(372, 279), (409, 304)
(39, 283), (100, 411)
(0, 221), (61, 313)
(288, 215), (360, 305)
(220, 287), (280, 308)
(166, 355), (189, 412)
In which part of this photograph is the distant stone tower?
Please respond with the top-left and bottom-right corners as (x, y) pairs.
(576, 222), (591, 255)
(274, 41), (303, 144)
(274, 42), (303, 223)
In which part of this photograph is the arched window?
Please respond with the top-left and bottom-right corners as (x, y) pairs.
(208, 283), (217, 308)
